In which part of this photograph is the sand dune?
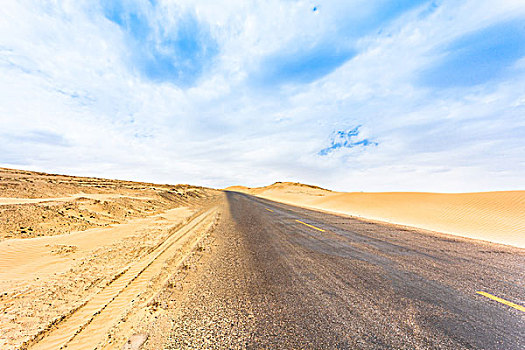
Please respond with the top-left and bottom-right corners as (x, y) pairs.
(227, 182), (525, 248)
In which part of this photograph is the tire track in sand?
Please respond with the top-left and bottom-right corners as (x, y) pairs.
(24, 208), (217, 350)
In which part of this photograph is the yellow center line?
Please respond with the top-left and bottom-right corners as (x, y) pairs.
(476, 291), (525, 312)
(265, 208), (274, 212)
(295, 220), (325, 232)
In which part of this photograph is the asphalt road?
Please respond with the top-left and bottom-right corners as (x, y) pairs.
(166, 191), (525, 349)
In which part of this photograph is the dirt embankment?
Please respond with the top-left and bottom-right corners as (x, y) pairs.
(0, 168), (213, 240)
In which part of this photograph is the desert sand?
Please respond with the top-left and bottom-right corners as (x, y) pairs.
(226, 182), (525, 248)
(0, 168), (219, 349)
(2, 168), (523, 349)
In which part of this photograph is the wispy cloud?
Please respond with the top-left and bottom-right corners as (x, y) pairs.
(102, 1), (218, 86)
(319, 126), (377, 156)
(2, 130), (70, 147)
(1, 0), (524, 191)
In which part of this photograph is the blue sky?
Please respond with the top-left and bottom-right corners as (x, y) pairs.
(1, 0), (524, 191)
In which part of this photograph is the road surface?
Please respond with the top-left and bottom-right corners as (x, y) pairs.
(165, 191), (524, 349)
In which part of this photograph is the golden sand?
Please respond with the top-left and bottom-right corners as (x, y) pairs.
(227, 183), (525, 248)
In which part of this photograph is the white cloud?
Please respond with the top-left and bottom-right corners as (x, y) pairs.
(1, 0), (524, 191)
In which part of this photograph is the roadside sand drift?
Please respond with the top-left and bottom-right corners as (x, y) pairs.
(226, 182), (525, 248)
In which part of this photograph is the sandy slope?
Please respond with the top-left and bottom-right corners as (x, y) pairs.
(226, 183), (525, 248)
(0, 167), (219, 349)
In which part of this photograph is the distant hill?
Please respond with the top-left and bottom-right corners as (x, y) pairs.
(223, 185), (251, 191)
(224, 181), (331, 197)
